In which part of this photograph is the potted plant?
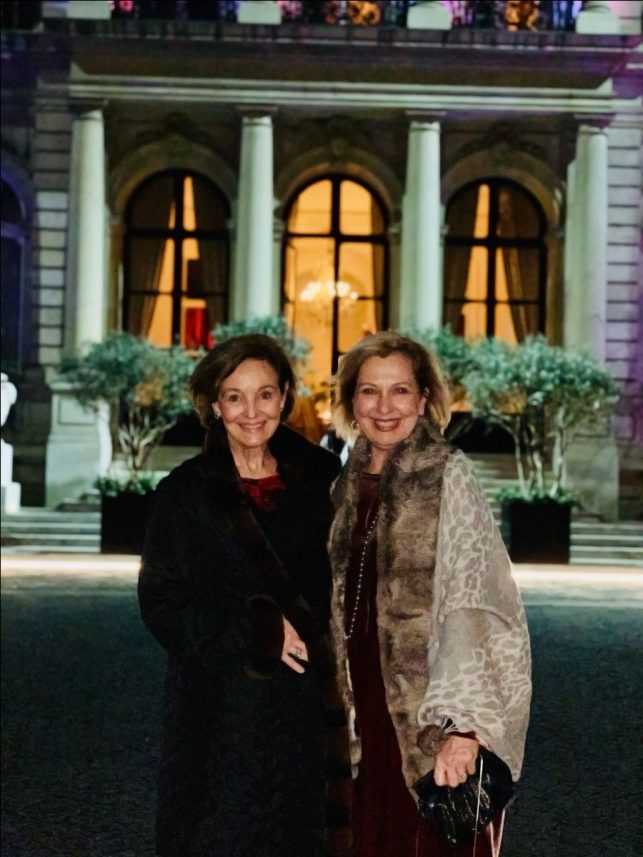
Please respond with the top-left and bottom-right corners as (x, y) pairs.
(60, 333), (194, 553)
(464, 336), (618, 563)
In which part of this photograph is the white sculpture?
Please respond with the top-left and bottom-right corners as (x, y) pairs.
(1, 372), (21, 513)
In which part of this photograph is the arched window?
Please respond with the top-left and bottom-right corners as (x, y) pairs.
(282, 176), (388, 395)
(444, 179), (547, 342)
(1, 177), (28, 371)
(123, 170), (229, 348)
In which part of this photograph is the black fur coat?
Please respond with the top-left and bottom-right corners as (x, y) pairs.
(138, 423), (341, 857)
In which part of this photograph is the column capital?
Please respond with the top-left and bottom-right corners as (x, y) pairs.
(236, 106), (278, 123)
(574, 113), (612, 134)
(69, 100), (107, 120)
(405, 110), (446, 130)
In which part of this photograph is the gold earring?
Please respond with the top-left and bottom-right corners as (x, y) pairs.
(351, 419), (359, 432)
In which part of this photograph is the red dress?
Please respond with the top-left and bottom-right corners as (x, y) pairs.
(345, 473), (493, 857)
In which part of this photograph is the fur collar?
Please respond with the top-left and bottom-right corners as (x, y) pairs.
(329, 417), (453, 786)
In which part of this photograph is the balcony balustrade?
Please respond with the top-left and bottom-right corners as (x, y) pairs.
(109, 1), (583, 31)
(0, 0), (586, 32)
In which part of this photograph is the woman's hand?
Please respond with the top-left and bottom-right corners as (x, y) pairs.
(281, 617), (308, 674)
(434, 735), (479, 788)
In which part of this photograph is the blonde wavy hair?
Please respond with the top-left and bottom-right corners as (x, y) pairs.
(332, 331), (451, 439)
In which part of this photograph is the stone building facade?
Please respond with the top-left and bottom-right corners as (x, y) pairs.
(1, 0), (641, 513)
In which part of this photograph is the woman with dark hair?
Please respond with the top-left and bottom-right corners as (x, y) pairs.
(329, 331), (531, 857)
(138, 334), (341, 857)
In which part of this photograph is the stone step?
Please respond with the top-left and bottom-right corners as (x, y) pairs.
(570, 533), (643, 546)
(570, 545), (643, 571)
(1, 544), (101, 555)
(1, 532), (100, 548)
(2, 507), (100, 526)
(2, 520), (100, 535)
(571, 521), (643, 534)
(569, 555), (643, 568)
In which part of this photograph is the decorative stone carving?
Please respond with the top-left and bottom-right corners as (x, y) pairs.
(1, 373), (21, 514)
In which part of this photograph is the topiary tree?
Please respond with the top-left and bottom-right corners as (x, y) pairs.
(404, 325), (478, 440)
(464, 335), (618, 501)
(59, 333), (194, 477)
(405, 325), (477, 406)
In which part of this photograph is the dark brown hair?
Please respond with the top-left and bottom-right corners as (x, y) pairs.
(333, 330), (451, 437)
(190, 334), (296, 433)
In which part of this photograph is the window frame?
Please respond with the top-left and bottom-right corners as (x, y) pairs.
(123, 168), (230, 347)
(444, 177), (548, 340)
(281, 174), (390, 373)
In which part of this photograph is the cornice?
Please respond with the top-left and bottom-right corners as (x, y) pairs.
(57, 76), (643, 120)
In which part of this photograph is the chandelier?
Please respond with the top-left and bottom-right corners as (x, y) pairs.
(300, 279), (359, 303)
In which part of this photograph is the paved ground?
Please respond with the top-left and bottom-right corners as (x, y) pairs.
(2, 558), (642, 857)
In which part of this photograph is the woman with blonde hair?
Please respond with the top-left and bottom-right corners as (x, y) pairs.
(328, 331), (531, 857)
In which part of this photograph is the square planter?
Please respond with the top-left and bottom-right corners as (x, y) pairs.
(100, 492), (153, 555)
(501, 499), (571, 564)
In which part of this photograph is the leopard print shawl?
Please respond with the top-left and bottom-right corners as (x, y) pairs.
(328, 418), (532, 792)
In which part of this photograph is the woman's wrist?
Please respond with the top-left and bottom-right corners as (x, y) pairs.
(417, 723), (478, 756)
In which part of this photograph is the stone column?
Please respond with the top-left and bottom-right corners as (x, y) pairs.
(575, 0), (620, 34)
(407, 0), (452, 29)
(563, 117), (617, 521)
(565, 120), (609, 363)
(233, 113), (276, 320)
(49, 106), (110, 507)
(65, 107), (107, 354)
(400, 117), (443, 331)
(563, 157), (580, 348)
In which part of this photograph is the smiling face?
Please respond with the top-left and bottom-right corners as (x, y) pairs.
(213, 358), (287, 451)
(352, 353), (427, 458)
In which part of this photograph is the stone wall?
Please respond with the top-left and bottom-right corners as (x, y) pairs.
(32, 100), (72, 374)
(606, 121), (643, 450)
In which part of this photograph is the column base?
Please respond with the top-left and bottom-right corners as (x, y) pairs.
(45, 379), (111, 509)
(1, 482), (21, 515)
(407, 1), (452, 30)
(237, 1), (282, 25)
(566, 431), (619, 522)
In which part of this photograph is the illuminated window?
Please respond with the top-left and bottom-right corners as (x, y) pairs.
(282, 177), (388, 398)
(444, 179), (547, 343)
(123, 170), (229, 349)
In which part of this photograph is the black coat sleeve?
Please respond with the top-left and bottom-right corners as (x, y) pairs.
(138, 477), (284, 677)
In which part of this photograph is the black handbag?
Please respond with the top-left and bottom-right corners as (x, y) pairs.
(412, 747), (515, 848)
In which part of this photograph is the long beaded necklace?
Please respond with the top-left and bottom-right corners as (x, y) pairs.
(344, 507), (379, 641)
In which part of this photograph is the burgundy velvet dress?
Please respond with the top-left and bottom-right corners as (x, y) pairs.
(345, 473), (493, 857)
